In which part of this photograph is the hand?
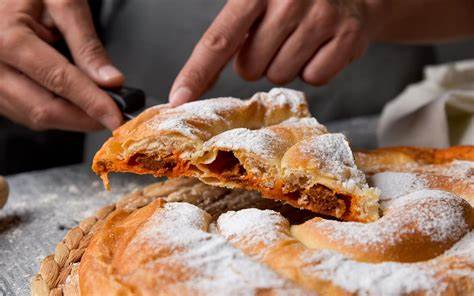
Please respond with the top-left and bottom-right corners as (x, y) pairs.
(0, 0), (124, 132)
(170, 0), (386, 105)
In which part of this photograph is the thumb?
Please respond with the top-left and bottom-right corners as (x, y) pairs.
(45, 0), (124, 88)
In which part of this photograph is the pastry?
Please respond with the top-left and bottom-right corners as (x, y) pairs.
(33, 146), (474, 296)
(92, 88), (379, 222)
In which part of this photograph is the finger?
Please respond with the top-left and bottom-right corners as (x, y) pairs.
(302, 25), (364, 86)
(0, 30), (123, 130)
(265, 6), (336, 84)
(234, 1), (305, 81)
(0, 63), (103, 131)
(40, 9), (55, 29)
(169, 0), (265, 106)
(45, 0), (124, 87)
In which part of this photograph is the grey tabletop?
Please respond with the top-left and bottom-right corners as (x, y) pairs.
(0, 116), (378, 296)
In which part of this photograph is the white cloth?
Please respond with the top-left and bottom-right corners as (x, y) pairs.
(378, 60), (474, 147)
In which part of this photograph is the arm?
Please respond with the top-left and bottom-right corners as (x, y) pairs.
(376, 0), (474, 43)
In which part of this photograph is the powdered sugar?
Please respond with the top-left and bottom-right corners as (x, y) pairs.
(217, 208), (289, 257)
(370, 172), (427, 202)
(313, 190), (470, 247)
(258, 88), (308, 115)
(427, 160), (474, 180)
(203, 128), (286, 158)
(301, 250), (444, 296)
(298, 134), (367, 186)
(150, 97), (243, 139)
(147, 88), (310, 141)
(215, 206), (463, 295)
(133, 202), (305, 294)
(279, 117), (324, 130)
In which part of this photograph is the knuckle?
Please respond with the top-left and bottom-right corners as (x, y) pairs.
(76, 36), (106, 64)
(312, 6), (338, 26)
(40, 66), (69, 95)
(201, 28), (234, 54)
(279, 0), (300, 14)
(55, 0), (78, 8)
(179, 67), (206, 89)
(29, 106), (51, 130)
(229, 0), (265, 14)
(341, 20), (363, 36)
(0, 28), (27, 52)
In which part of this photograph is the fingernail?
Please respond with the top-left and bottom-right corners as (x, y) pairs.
(102, 114), (122, 130)
(170, 87), (193, 106)
(98, 65), (122, 81)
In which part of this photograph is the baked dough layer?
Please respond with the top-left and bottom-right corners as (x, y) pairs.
(30, 146), (473, 296)
(92, 88), (379, 222)
(79, 146), (474, 295)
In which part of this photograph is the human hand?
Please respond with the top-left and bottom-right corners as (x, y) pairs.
(170, 0), (386, 105)
(0, 0), (124, 131)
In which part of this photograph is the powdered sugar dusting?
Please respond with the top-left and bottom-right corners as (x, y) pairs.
(299, 134), (367, 187)
(149, 97), (243, 139)
(217, 209), (290, 258)
(203, 128), (285, 158)
(259, 88), (308, 115)
(370, 172), (427, 202)
(313, 190), (470, 246)
(133, 202), (304, 294)
(147, 88), (310, 141)
(301, 249), (444, 296)
(426, 160), (474, 180)
(215, 207), (463, 295)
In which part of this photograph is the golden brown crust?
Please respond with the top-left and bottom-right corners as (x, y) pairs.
(355, 146), (474, 172)
(355, 146), (474, 205)
(33, 143), (474, 295)
(92, 88), (379, 222)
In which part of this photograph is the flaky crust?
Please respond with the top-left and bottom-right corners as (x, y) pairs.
(92, 88), (379, 222)
(355, 146), (474, 205)
(33, 146), (474, 296)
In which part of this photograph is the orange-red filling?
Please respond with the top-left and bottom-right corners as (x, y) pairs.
(97, 152), (353, 219)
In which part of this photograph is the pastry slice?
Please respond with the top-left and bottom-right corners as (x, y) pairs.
(93, 88), (379, 221)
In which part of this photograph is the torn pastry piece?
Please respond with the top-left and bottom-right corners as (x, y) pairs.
(93, 88), (310, 187)
(196, 122), (378, 221)
(93, 88), (379, 222)
(280, 134), (380, 222)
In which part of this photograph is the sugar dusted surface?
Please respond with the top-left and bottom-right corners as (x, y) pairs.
(146, 88), (310, 141)
(148, 97), (243, 139)
(203, 128), (286, 158)
(313, 190), (470, 246)
(262, 88), (307, 114)
(299, 133), (367, 187)
(301, 249), (444, 296)
(133, 202), (304, 294)
(370, 172), (427, 202)
(215, 207), (468, 296)
(217, 208), (289, 257)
